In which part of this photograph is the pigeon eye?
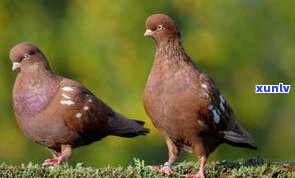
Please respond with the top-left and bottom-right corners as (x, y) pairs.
(157, 25), (163, 30)
(22, 53), (30, 60)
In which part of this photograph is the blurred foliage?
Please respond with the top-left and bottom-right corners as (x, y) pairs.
(0, 0), (294, 167)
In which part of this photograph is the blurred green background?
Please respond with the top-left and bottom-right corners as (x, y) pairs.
(0, 0), (294, 166)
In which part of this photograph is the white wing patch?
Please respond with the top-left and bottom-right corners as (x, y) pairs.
(62, 86), (74, 91)
(201, 84), (208, 89)
(83, 106), (89, 111)
(219, 95), (226, 111)
(60, 86), (75, 106)
(219, 95), (225, 103)
(62, 94), (71, 99)
(60, 100), (75, 106)
(74, 95), (92, 119)
(212, 109), (220, 124)
(208, 105), (221, 124)
(75, 112), (82, 118)
(60, 86), (94, 119)
(201, 83), (209, 98)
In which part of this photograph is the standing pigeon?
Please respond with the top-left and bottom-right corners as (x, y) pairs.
(143, 14), (257, 178)
(10, 42), (149, 166)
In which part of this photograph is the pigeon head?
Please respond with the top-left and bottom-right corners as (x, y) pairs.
(10, 42), (50, 71)
(144, 14), (180, 44)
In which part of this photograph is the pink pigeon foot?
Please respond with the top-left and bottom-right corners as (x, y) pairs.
(159, 165), (173, 175)
(159, 162), (174, 175)
(43, 155), (65, 166)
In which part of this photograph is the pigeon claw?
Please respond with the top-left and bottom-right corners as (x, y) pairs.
(42, 155), (65, 166)
(159, 165), (173, 175)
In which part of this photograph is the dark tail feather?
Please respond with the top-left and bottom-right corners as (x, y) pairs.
(108, 113), (150, 138)
(223, 130), (257, 150)
(116, 119), (150, 138)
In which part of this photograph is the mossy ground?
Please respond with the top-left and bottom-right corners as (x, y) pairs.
(0, 158), (294, 178)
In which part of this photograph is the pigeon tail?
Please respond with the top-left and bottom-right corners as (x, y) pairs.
(223, 130), (257, 150)
(108, 113), (149, 138)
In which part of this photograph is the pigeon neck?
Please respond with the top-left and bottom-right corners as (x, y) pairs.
(155, 38), (194, 70)
(157, 38), (183, 56)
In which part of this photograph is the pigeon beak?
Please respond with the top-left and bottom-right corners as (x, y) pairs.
(144, 29), (153, 36)
(12, 62), (21, 70)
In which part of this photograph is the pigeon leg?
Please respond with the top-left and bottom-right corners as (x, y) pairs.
(195, 155), (206, 178)
(159, 137), (181, 175)
(188, 143), (207, 178)
(43, 145), (72, 166)
(185, 155), (206, 178)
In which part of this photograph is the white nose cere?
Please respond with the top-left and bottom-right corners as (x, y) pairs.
(62, 86), (74, 91)
(60, 100), (75, 106)
(12, 62), (21, 70)
(144, 29), (153, 36)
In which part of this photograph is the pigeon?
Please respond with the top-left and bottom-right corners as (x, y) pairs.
(143, 14), (257, 178)
(10, 42), (149, 166)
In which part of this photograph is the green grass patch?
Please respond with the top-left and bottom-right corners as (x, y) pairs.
(0, 158), (294, 177)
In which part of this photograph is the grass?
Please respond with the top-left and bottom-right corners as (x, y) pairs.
(0, 158), (294, 178)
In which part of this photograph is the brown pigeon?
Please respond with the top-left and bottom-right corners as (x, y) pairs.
(10, 42), (149, 166)
(143, 14), (257, 178)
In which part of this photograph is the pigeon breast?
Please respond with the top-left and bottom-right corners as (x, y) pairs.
(13, 73), (60, 117)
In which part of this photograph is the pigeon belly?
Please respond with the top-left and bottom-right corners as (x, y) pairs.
(144, 70), (202, 146)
